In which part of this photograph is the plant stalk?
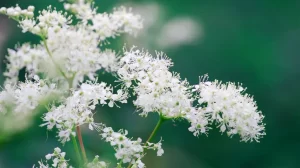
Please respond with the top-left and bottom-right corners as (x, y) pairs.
(127, 114), (166, 168)
(72, 135), (83, 167)
(77, 126), (88, 164)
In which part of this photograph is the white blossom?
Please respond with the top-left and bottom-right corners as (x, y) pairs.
(99, 125), (163, 167)
(62, 0), (96, 20)
(90, 7), (142, 41)
(184, 107), (210, 136)
(0, 1), (266, 167)
(0, 77), (58, 115)
(0, 5), (34, 19)
(4, 43), (47, 84)
(86, 155), (108, 168)
(41, 81), (128, 143)
(33, 147), (72, 168)
(194, 79), (265, 142)
(117, 47), (194, 118)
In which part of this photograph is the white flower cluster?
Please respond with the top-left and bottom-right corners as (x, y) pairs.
(1, 5), (72, 35)
(184, 107), (210, 136)
(100, 126), (163, 167)
(4, 43), (47, 84)
(118, 48), (194, 118)
(45, 26), (105, 81)
(86, 155), (108, 168)
(0, 5), (34, 19)
(194, 80), (265, 142)
(34, 147), (71, 168)
(2, 2), (142, 86)
(0, 0), (266, 167)
(41, 81), (127, 143)
(0, 77), (57, 115)
(117, 49), (265, 142)
(62, 0), (143, 41)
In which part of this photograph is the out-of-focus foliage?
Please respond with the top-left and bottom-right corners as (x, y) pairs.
(0, 0), (299, 168)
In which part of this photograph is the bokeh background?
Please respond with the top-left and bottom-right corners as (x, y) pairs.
(0, 0), (300, 168)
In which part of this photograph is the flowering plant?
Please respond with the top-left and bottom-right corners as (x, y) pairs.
(0, 0), (265, 167)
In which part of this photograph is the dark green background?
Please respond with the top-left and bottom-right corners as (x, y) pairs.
(0, 0), (299, 168)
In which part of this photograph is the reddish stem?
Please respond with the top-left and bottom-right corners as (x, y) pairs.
(76, 126), (88, 163)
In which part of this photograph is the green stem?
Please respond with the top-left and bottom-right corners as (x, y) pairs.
(117, 161), (123, 168)
(42, 38), (69, 80)
(127, 114), (166, 168)
(72, 135), (83, 167)
(146, 114), (166, 143)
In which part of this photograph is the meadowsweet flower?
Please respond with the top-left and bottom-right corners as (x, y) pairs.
(194, 79), (265, 142)
(61, 0), (143, 41)
(0, 84), (15, 115)
(146, 139), (164, 156)
(62, 0), (96, 20)
(0, 77), (58, 115)
(0, 77), (59, 136)
(90, 7), (142, 41)
(1, 1), (266, 167)
(117, 47), (194, 118)
(33, 147), (71, 168)
(0, 5), (34, 19)
(86, 155), (107, 168)
(41, 81), (128, 143)
(31, 6), (72, 36)
(4, 43), (47, 84)
(184, 107), (210, 136)
(44, 26), (102, 81)
(99, 126), (163, 167)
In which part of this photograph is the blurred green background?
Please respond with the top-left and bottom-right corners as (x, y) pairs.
(0, 0), (300, 168)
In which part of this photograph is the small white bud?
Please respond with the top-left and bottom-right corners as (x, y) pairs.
(15, 6), (21, 12)
(64, 4), (70, 10)
(33, 75), (39, 81)
(26, 11), (34, 18)
(38, 22), (45, 28)
(32, 26), (41, 34)
(20, 10), (27, 15)
(0, 7), (7, 13)
(54, 147), (61, 153)
(6, 8), (14, 15)
(60, 152), (66, 157)
(12, 11), (19, 16)
(27, 6), (35, 12)
(45, 154), (52, 160)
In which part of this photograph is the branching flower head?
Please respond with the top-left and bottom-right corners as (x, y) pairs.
(0, 0), (265, 167)
(193, 77), (265, 142)
(99, 125), (164, 167)
(41, 81), (128, 143)
(34, 147), (70, 168)
(117, 47), (195, 119)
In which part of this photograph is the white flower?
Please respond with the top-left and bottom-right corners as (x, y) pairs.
(110, 7), (143, 36)
(63, 0), (96, 20)
(0, 78), (58, 115)
(132, 159), (145, 168)
(33, 147), (71, 168)
(19, 19), (36, 33)
(0, 5), (35, 19)
(0, 84), (15, 115)
(194, 79), (265, 142)
(41, 81), (128, 143)
(99, 125), (163, 166)
(90, 7), (142, 41)
(117, 47), (194, 118)
(184, 107), (210, 136)
(4, 43), (47, 84)
(87, 155), (108, 168)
